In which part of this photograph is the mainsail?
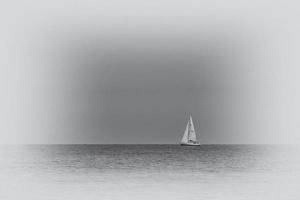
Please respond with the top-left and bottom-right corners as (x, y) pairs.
(188, 116), (196, 141)
(181, 116), (198, 144)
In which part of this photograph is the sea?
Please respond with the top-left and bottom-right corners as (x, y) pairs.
(0, 144), (300, 200)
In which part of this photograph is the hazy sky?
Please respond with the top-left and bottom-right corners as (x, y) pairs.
(1, 0), (300, 144)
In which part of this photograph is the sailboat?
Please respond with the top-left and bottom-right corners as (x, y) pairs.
(180, 115), (200, 146)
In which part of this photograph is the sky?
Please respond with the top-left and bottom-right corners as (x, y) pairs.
(1, 0), (300, 144)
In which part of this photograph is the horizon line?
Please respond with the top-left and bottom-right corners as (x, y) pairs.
(1, 143), (299, 145)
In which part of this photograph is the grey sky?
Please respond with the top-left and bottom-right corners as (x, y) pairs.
(1, 0), (300, 144)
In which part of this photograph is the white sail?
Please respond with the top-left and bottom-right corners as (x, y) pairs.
(188, 116), (197, 142)
(181, 121), (190, 143)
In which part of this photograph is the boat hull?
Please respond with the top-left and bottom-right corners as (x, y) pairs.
(180, 143), (201, 146)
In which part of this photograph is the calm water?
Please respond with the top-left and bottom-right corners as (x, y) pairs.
(1, 145), (300, 200)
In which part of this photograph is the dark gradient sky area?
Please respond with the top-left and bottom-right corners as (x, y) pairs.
(35, 32), (260, 144)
